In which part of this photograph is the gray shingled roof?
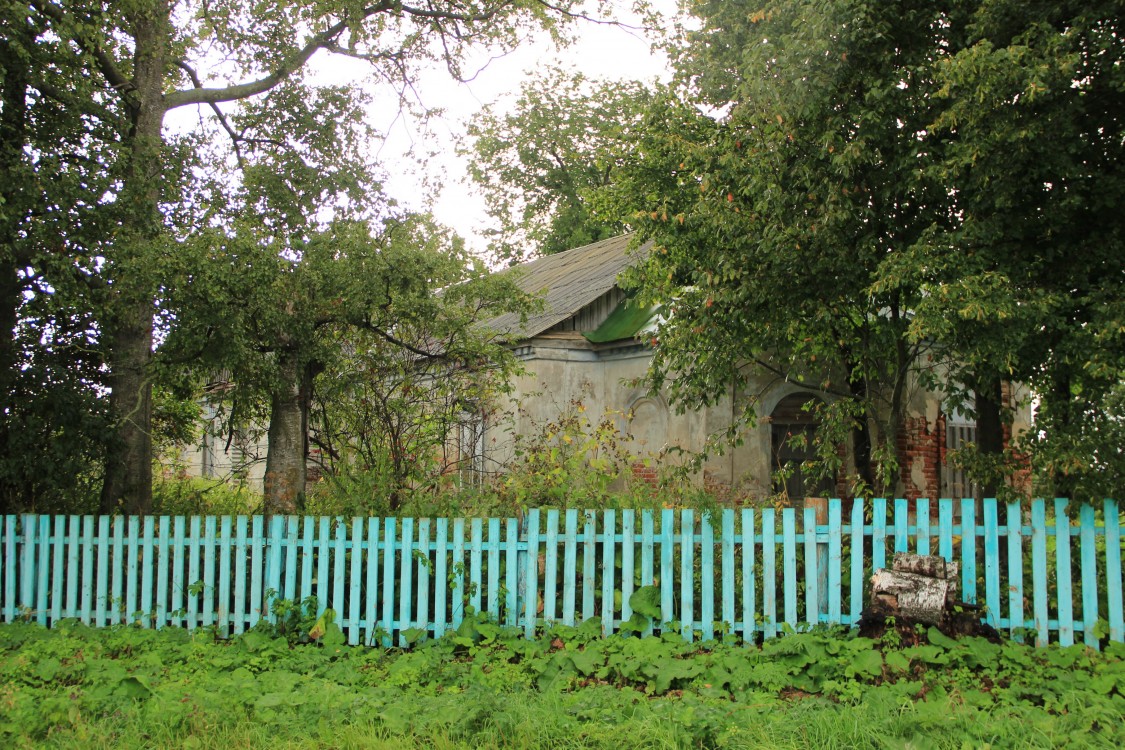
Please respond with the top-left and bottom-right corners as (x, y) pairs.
(487, 234), (651, 341)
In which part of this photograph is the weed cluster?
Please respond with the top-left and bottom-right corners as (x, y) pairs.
(1, 618), (1122, 749)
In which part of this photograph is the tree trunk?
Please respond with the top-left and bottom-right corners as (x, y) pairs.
(1048, 369), (1076, 500)
(99, 3), (171, 514)
(264, 351), (316, 514)
(847, 376), (876, 494)
(100, 300), (155, 513)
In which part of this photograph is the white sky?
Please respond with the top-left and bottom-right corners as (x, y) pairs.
(312, 1), (676, 256)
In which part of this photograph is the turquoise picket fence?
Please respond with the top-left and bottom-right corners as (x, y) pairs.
(1, 498), (1122, 648)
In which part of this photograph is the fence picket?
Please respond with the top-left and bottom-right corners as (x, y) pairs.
(1055, 499), (1074, 647)
(1, 500), (1122, 648)
(3, 517), (14, 621)
(1006, 502), (1023, 639)
(284, 516), (299, 605)
(544, 510), (559, 624)
(742, 508), (755, 643)
(983, 500), (1000, 630)
(849, 499), (864, 625)
(141, 517), (156, 629)
(872, 499), (887, 572)
(562, 510), (578, 626)
(251, 516), (266, 630)
(762, 508), (776, 639)
(782, 508), (797, 629)
(70, 517), (84, 620)
(96, 517), (110, 627)
(894, 498), (909, 554)
(202, 517), (216, 628)
(299, 518), (314, 613)
(961, 500), (977, 605)
(486, 518), (500, 620)
(418, 518), (433, 636)
(35, 516), (49, 626)
(434, 518), (447, 636)
(366, 517), (380, 644)
(828, 499), (842, 624)
(316, 518), (330, 633)
(938, 499), (954, 562)
(583, 511), (597, 623)
(523, 511), (539, 639)
(504, 518), (518, 629)
(680, 509), (693, 641)
(917, 499), (930, 556)
(1079, 504), (1098, 649)
(157, 516), (172, 628)
(660, 510), (673, 628)
(468, 517), (482, 616)
(348, 518), (363, 646)
(1107, 498), (1124, 644)
(721, 510), (735, 634)
(217, 517), (231, 637)
(233, 517), (249, 635)
(1031, 500), (1049, 647)
(701, 512), (715, 641)
(621, 510), (636, 627)
(20, 515), (34, 621)
(382, 517), (396, 647)
(331, 518), (346, 635)
(803, 506), (817, 628)
(641, 510), (654, 637)
(51, 517), (65, 623)
(399, 517), (415, 646)
(603, 510), (617, 637)
(266, 516), (283, 622)
(171, 517), (185, 628)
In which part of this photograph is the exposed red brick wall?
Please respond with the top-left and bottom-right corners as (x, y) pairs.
(631, 461), (658, 486)
(898, 416), (942, 499)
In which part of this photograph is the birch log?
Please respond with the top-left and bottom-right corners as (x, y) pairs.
(869, 553), (960, 625)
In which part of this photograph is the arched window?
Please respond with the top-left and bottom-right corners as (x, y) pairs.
(770, 393), (834, 501)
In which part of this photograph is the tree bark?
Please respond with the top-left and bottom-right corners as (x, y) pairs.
(99, 2), (171, 514)
(100, 300), (155, 513)
(847, 375), (876, 494)
(264, 351), (316, 514)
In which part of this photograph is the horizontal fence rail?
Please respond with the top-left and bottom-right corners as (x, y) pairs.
(1, 499), (1122, 648)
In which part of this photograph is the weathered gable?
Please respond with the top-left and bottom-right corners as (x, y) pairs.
(486, 234), (651, 341)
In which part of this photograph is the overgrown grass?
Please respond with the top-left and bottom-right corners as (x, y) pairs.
(2, 620), (1122, 749)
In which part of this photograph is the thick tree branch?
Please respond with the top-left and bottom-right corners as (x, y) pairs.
(175, 61), (246, 167)
(164, 0), (507, 110)
(32, 80), (119, 127)
(29, 0), (133, 96)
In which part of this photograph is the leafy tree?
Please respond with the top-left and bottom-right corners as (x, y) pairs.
(881, 0), (1125, 498)
(615, 0), (1123, 499)
(612, 0), (965, 495)
(310, 235), (533, 513)
(15, 0), (624, 514)
(463, 67), (659, 263)
(0, 1), (126, 512)
(167, 215), (534, 513)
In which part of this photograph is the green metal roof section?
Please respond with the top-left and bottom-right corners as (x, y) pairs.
(583, 297), (658, 343)
(486, 234), (652, 341)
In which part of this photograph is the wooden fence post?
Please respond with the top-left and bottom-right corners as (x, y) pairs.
(804, 498), (829, 620)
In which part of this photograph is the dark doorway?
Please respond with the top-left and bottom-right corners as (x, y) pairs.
(770, 393), (834, 501)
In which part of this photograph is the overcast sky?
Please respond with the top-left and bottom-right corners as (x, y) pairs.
(314, 1), (676, 256)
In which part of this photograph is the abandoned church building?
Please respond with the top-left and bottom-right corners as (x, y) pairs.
(181, 234), (1031, 502)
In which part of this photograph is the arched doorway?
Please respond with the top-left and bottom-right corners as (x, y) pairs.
(770, 393), (834, 501)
